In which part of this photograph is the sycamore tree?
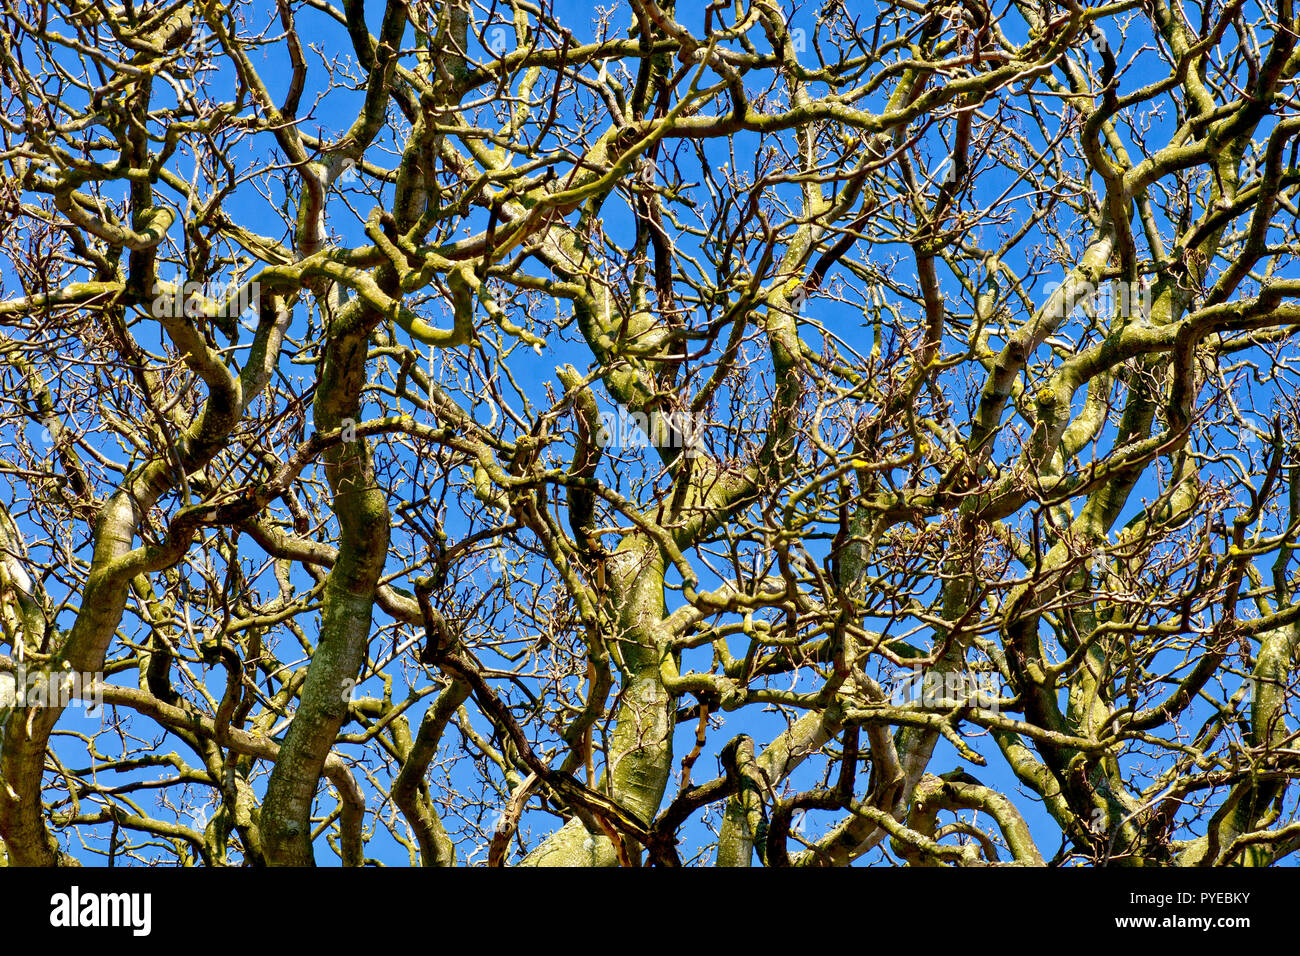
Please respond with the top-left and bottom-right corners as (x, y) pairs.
(1, 0), (1300, 868)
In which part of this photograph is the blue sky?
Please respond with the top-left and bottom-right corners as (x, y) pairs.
(4, 0), (1299, 866)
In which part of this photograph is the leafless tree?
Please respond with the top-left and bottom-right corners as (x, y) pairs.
(2, 0), (1300, 867)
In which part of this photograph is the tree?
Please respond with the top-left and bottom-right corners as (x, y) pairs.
(1, 0), (1299, 868)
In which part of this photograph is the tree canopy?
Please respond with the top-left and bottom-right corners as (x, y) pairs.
(3, 0), (1300, 867)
